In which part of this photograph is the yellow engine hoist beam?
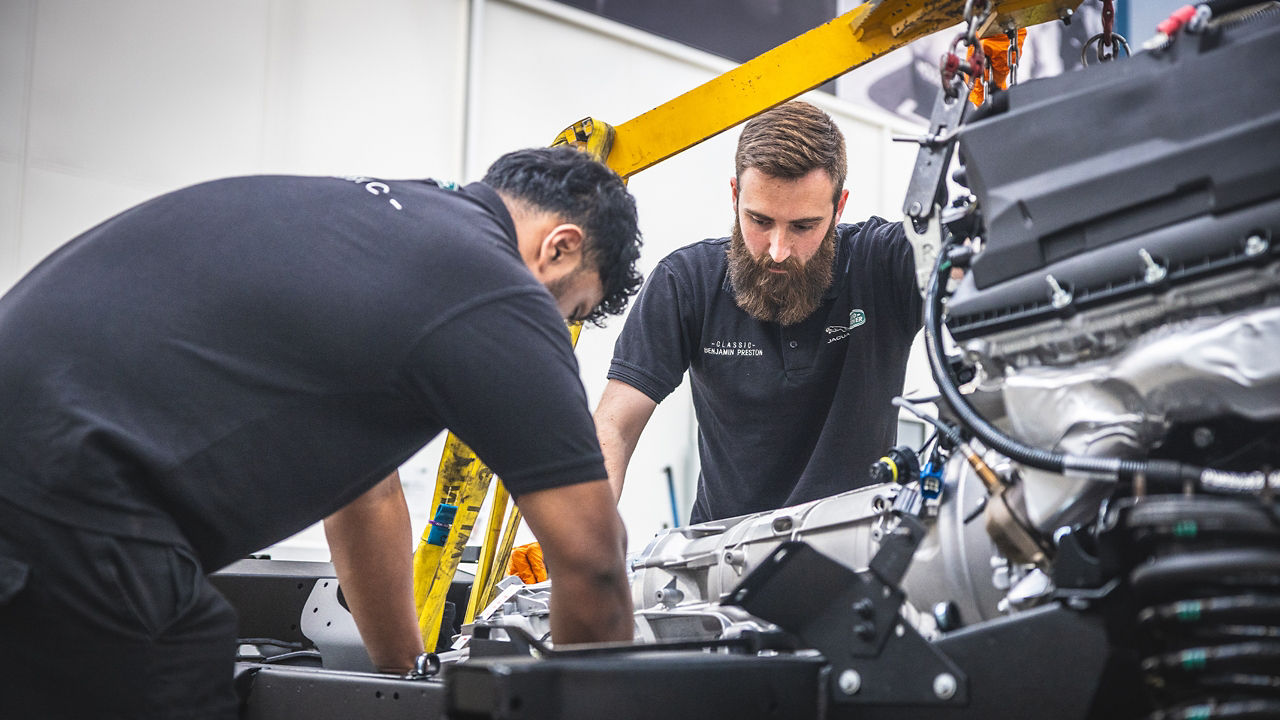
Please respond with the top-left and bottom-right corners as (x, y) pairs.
(600, 0), (1080, 179)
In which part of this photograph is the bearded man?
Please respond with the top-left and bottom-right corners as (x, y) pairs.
(594, 101), (922, 523)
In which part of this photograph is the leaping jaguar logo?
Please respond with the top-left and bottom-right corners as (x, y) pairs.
(825, 309), (867, 335)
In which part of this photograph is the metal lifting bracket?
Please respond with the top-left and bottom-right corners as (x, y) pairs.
(900, 84), (969, 230)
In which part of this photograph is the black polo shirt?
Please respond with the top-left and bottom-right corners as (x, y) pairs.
(0, 175), (606, 570)
(608, 219), (920, 523)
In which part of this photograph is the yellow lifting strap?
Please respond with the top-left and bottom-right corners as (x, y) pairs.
(413, 434), (495, 650)
(484, 492), (525, 607)
(463, 480), (509, 625)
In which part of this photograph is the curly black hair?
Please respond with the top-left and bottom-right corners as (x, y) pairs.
(483, 146), (643, 326)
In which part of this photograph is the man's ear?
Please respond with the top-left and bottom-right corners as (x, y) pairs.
(729, 176), (739, 211)
(835, 187), (849, 222)
(535, 223), (585, 278)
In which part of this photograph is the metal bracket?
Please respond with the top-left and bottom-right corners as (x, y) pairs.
(726, 539), (967, 706)
(904, 211), (944, 295)
(902, 85), (969, 228)
(300, 578), (374, 672)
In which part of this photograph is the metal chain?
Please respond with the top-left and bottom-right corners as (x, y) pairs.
(1101, 0), (1116, 50)
(1006, 27), (1020, 86)
(941, 0), (994, 98)
(964, 0), (994, 45)
(1082, 0), (1130, 66)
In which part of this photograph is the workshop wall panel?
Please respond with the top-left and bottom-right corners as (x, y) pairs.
(258, 0), (465, 178)
(0, 161), (22, 291)
(26, 1), (271, 190)
(0, 0), (33, 164)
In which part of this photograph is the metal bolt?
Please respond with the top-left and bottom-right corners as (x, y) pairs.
(1192, 426), (1215, 449)
(1188, 4), (1212, 33)
(655, 587), (684, 606)
(1245, 234), (1269, 257)
(853, 598), (875, 618)
(1046, 275), (1072, 309)
(909, 201), (923, 216)
(838, 669), (862, 696)
(933, 673), (958, 700)
(933, 601), (960, 632)
(1059, 8), (1073, 25)
(1139, 249), (1166, 284)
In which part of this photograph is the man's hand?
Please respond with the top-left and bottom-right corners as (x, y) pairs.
(324, 471), (423, 672)
(515, 479), (632, 644)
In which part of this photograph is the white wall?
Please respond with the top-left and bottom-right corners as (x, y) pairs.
(1, 0), (929, 559)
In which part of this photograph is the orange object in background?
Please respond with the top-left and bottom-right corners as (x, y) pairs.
(509, 542), (547, 583)
(968, 28), (1027, 106)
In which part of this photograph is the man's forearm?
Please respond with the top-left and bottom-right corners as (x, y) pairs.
(597, 422), (637, 502)
(547, 552), (633, 644)
(594, 379), (658, 503)
(323, 472), (423, 671)
(517, 479), (633, 644)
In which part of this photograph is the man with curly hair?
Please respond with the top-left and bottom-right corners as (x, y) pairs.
(0, 146), (642, 717)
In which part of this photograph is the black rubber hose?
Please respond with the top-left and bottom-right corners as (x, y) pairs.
(1152, 699), (1280, 720)
(1129, 548), (1280, 601)
(1202, 0), (1275, 17)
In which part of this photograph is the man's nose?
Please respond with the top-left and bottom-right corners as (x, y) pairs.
(768, 230), (791, 263)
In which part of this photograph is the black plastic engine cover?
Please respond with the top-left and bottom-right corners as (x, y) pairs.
(949, 11), (1280, 338)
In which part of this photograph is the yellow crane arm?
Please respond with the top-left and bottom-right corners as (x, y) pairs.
(590, 0), (1081, 179)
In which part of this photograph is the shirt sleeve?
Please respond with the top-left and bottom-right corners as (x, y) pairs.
(401, 289), (606, 496)
(607, 259), (698, 404)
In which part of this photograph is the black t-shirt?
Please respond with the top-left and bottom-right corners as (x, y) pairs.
(0, 176), (606, 570)
(608, 219), (921, 523)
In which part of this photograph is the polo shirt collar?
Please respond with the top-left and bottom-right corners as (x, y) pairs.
(463, 181), (518, 250)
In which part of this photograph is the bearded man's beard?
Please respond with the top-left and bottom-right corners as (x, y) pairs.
(727, 218), (836, 326)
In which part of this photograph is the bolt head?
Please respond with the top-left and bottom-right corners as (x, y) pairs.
(1192, 426), (1215, 449)
(853, 598), (875, 618)
(932, 601), (960, 631)
(1245, 235), (1269, 257)
(838, 669), (862, 695)
(933, 672), (958, 700)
